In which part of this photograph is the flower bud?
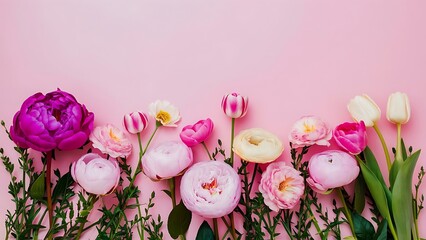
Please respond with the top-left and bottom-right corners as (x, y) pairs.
(347, 94), (381, 127)
(123, 111), (149, 134)
(221, 93), (248, 118)
(333, 121), (367, 155)
(180, 118), (214, 147)
(387, 92), (410, 124)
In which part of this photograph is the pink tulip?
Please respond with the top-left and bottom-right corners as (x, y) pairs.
(180, 118), (214, 147)
(259, 162), (305, 211)
(307, 150), (359, 193)
(142, 141), (193, 181)
(333, 121), (367, 155)
(221, 92), (248, 118)
(71, 153), (120, 195)
(289, 116), (332, 148)
(180, 161), (241, 218)
(123, 111), (149, 134)
(90, 124), (132, 158)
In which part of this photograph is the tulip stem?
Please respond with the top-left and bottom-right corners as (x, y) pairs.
(213, 218), (219, 240)
(133, 133), (145, 240)
(373, 124), (391, 171)
(202, 142), (213, 160)
(143, 124), (159, 155)
(46, 150), (54, 240)
(337, 188), (357, 239)
(230, 118), (235, 167)
(396, 123), (403, 162)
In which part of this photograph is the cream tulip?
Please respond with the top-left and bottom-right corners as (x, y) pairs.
(387, 92), (410, 124)
(347, 94), (381, 127)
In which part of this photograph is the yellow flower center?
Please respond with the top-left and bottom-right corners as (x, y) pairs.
(248, 136), (263, 146)
(156, 110), (171, 124)
(303, 123), (316, 133)
(278, 178), (293, 192)
(109, 129), (121, 142)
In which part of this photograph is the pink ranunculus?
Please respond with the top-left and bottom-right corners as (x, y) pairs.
(288, 116), (332, 148)
(307, 150), (360, 193)
(142, 141), (193, 181)
(333, 121), (367, 155)
(259, 162), (305, 211)
(71, 153), (120, 195)
(180, 118), (214, 147)
(123, 111), (149, 134)
(221, 92), (248, 118)
(89, 124), (132, 158)
(180, 161), (241, 218)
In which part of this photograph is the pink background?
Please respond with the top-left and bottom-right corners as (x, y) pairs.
(1, 1), (425, 239)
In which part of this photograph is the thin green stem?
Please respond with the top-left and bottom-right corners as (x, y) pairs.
(396, 123), (403, 162)
(213, 218), (219, 240)
(76, 195), (98, 240)
(373, 124), (391, 171)
(248, 163), (259, 195)
(389, 220), (398, 240)
(306, 204), (325, 240)
(46, 151), (53, 240)
(228, 212), (237, 240)
(230, 118), (235, 166)
(143, 124), (160, 155)
(202, 142), (213, 160)
(337, 188), (356, 239)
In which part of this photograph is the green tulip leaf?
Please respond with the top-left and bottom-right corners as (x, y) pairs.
(354, 174), (366, 214)
(363, 147), (392, 203)
(392, 150), (421, 240)
(353, 212), (375, 240)
(389, 138), (408, 188)
(196, 221), (215, 240)
(357, 160), (392, 227)
(374, 220), (388, 240)
(29, 172), (45, 200)
(168, 201), (192, 239)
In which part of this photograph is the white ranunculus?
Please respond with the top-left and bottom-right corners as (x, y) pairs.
(233, 128), (284, 163)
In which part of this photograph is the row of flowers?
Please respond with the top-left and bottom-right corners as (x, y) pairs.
(1, 89), (423, 240)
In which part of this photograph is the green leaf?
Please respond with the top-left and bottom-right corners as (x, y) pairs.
(392, 150), (421, 240)
(357, 160), (392, 228)
(29, 172), (45, 200)
(363, 147), (392, 204)
(353, 212), (375, 240)
(196, 221), (215, 240)
(167, 201), (192, 239)
(52, 172), (74, 201)
(162, 190), (172, 199)
(390, 139), (409, 188)
(374, 220), (387, 240)
(354, 174), (366, 213)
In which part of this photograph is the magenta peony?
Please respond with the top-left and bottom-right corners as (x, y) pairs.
(10, 89), (94, 152)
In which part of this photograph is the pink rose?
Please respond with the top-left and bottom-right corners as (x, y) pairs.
(142, 141), (193, 181)
(221, 92), (248, 118)
(259, 162), (304, 211)
(89, 124), (132, 158)
(123, 111), (149, 134)
(180, 118), (214, 147)
(333, 121), (367, 155)
(71, 153), (120, 195)
(288, 116), (332, 148)
(307, 150), (360, 193)
(180, 161), (241, 218)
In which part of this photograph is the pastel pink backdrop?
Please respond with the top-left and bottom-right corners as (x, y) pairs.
(1, 1), (425, 239)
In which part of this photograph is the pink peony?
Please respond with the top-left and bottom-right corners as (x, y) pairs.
(333, 121), (367, 155)
(71, 153), (120, 195)
(89, 124), (132, 158)
(221, 92), (248, 118)
(180, 161), (241, 218)
(123, 111), (149, 134)
(307, 150), (359, 193)
(142, 141), (193, 181)
(180, 118), (214, 147)
(259, 162), (304, 211)
(288, 116), (332, 148)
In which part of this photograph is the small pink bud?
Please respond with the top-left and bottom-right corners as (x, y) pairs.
(221, 93), (248, 118)
(123, 112), (149, 134)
